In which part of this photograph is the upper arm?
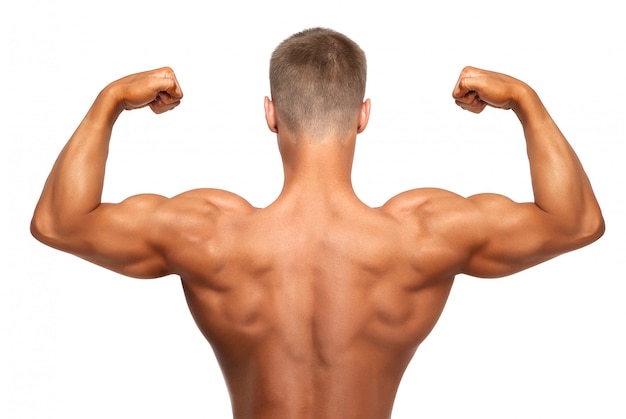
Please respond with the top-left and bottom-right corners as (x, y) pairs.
(32, 188), (250, 279)
(458, 193), (587, 278)
(387, 188), (592, 279)
(51, 194), (174, 279)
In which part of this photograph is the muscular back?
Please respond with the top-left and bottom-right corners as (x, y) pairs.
(30, 64), (604, 419)
(164, 189), (457, 419)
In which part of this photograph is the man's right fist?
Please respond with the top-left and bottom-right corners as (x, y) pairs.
(452, 66), (527, 114)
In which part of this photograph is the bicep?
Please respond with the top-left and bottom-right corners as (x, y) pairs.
(461, 194), (568, 278)
(66, 194), (173, 279)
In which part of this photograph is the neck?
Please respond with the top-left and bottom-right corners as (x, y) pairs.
(278, 132), (357, 199)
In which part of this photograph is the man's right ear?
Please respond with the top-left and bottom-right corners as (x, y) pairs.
(357, 98), (371, 134)
(264, 97), (278, 133)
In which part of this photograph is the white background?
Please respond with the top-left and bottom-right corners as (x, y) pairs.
(2, 1), (624, 418)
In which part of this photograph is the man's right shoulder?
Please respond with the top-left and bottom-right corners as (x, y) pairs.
(380, 187), (487, 240)
(381, 187), (468, 216)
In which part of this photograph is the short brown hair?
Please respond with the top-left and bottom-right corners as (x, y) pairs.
(269, 28), (367, 139)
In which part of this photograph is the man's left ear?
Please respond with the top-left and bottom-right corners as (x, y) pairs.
(357, 99), (371, 134)
(264, 96), (278, 133)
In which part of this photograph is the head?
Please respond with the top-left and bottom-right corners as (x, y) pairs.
(267, 28), (369, 142)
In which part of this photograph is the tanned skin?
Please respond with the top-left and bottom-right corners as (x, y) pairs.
(31, 65), (604, 418)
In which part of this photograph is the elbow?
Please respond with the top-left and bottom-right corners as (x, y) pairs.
(571, 208), (605, 248)
(30, 209), (67, 248)
(30, 210), (55, 245)
(584, 211), (605, 244)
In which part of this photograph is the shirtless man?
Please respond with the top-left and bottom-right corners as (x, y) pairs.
(31, 28), (604, 418)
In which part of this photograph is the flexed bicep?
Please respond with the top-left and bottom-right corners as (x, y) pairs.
(450, 66), (604, 277)
(31, 68), (186, 278)
(461, 194), (575, 278)
(36, 194), (174, 279)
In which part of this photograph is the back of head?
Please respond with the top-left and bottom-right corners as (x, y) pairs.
(269, 28), (367, 140)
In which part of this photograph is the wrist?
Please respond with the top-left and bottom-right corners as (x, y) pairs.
(511, 84), (548, 127)
(92, 85), (125, 126)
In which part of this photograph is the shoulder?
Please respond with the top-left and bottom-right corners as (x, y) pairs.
(148, 189), (255, 267)
(381, 188), (477, 218)
(147, 189), (254, 243)
(159, 188), (254, 216)
(381, 188), (489, 248)
(379, 188), (495, 277)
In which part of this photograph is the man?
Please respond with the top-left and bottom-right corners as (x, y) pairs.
(31, 28), (604, 418)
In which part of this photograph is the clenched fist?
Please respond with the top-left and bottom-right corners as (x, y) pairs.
(452, 66), (531, 114)
(106, 67), (184, 114)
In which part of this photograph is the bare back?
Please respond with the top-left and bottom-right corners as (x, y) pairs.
(164, 189), (456, 419)
(30, 63), (604, 419)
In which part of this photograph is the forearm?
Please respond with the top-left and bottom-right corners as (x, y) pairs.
(32, 87), (123, 238)
(514, 87), (604, 238)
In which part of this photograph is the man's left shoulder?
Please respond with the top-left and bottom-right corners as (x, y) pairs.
(170, 188), (255, 214)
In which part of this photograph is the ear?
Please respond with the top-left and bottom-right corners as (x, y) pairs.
(264, 96), (278, 133)
(357, 98), (371, 134)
